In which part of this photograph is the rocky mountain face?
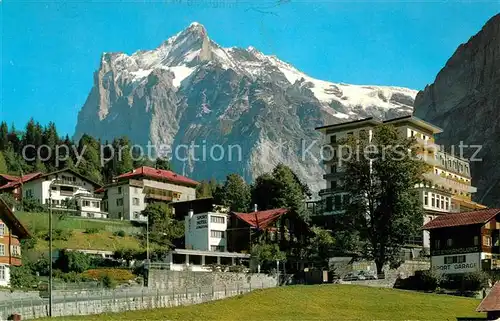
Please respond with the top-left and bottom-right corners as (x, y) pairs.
(414, 14), (500, 207)
(74, 22), (417, 192)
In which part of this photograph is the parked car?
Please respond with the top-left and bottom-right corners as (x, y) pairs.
(342, 271), (365, 281)
(358, 270), (377, 280)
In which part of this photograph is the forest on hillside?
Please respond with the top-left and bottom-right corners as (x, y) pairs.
(0, 119), (170, 184)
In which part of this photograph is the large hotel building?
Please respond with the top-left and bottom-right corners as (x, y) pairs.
(315, 115), (486, 250)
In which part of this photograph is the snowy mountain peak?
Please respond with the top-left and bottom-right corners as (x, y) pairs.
(76, 21), (420, 195)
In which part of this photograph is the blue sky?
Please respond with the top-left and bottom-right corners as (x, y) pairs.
(1, 1), (498, 136)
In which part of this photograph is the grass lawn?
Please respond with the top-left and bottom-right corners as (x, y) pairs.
(15, 211), (144, 251)
(33, 230), (142, 251)
(15, 211), (140, 233)
(45, 284), (485, 321)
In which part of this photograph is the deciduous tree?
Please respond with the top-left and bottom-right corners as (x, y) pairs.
(340, 125), (428, 274)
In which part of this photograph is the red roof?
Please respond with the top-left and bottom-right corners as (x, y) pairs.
(0, 198), (30, 239)
(0, 174), (20, 182)
(232, 208), (289, 229)
(423, 208), (500, 230)
(115, 166), (199, 187)
(0, 172), (43, 190)
(477, 281), (500, 312)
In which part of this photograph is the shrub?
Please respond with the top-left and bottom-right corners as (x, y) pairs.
(32, 255), (50, 276)
(22, 197), (47, 213)
(395, 269), (442, 291)
(21, 238), (37, 251)
(0, 193), (18, 210)
(101, 274), (117, 289)
(442, 271), (489, 292)
(55, 250), (91, 273)
(44, 229), (72, 241)
(10, 265), (39, 289)
(113, 230), (126, 237)
(84, 227), (100, 234)
(416, 269), (442, 291)
(81, 268), (135, 284)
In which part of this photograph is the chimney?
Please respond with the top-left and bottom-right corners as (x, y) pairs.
(254, 204), (258, 212)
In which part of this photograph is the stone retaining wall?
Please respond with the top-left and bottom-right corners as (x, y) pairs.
(0, 286), (259, 320)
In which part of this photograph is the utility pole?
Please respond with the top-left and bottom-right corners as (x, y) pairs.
(48, 181), (54, 317)
(146, 213), (149, 264)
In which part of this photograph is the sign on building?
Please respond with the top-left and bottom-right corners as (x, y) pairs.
(432, 252), (481, 274)
(196, 214), (208, 229)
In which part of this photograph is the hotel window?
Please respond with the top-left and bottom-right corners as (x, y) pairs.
(116, 198), (123, 206)
(436, 197), (440, 209)
(132, 198), (140, 206)
(83, 200), (90, 207)
(210, 245), (225, 252)
(11, 245), (20, 256)
(0, 244), (5, 256)
(424, 192), (428, 206)
(484, 236), (492, 247)
(431, 194), (435, 207)
(117, 187), (122, 194)
(334, 195), (342, 210)
(330, 135), (337, 144)
(0, 223), (4, 236)
(434, 239), (441, 249)
(0, 266), (5, 281)
(446, 238), (453, 247)
(92, 201), (100, 208)
(326, 197), (333, 211)
(133, 212), (140, 219)
(444, 255), (466, 264)
(445, 199), (449, 211)
(474, 236), (479, 246)
(330, 181), (337, 189)
(210, 230), (225, 239)
(211, 216), (225, 224)
(25, 189), (33, 198)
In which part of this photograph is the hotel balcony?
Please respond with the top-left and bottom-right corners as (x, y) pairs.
(423, 172), (477, 194)
(414, 137), (440, 152)
(145, 193), (173, 202)
(52, 179), (85, 187)
(323, 172), (345, 180)
(74, 192), (103, 200)
(318, 187), (346, 197)
(417, 154), (441, 167)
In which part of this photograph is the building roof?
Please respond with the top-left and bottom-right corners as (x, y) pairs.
(38, 168), (102, 187)
(477, 281), (500, 312)
(315, 117), (381, 132)
(383, 115), (443, 134)
(0, 174), (20, 182)
(0, 172), (43, 191)
(0, 199), (31, 239)
(115, 166), (199, 187)
(232, 208), (289, 229)
(422, 208), (500, 230)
